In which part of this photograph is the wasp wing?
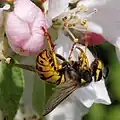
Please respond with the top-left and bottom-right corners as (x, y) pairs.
(42, 80), (79, 116)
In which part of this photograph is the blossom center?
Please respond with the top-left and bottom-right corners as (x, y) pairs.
(52, 3), (97, 31)
(51, 2), (97, 47)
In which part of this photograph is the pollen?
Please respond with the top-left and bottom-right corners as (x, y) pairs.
(78, 4), (88, 12)
(74, 38), (78, 43)
(80, 19), (88, 29)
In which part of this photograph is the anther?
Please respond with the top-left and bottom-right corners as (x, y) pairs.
(78, 4), (88, 12)
(86, 8), (98, 18)
(74, 39), (78, 43)
(93, 8), (97, 13)
(80, 19), (87, 26)
(62, 16), (68, 21)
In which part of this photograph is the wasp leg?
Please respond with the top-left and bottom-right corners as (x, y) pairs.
(15, 64), (36, 72)
(68, 42), (76, 61)
(41, 27), (60, 70)
(76, 46), (89, 69)
(66, 28), (79, 61)
(56, 54), (66, 61)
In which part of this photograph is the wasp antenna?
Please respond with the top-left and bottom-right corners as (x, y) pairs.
(76, 46), (84, 53)
(66, 28), (83, 61)
(56, 54), (66, 61)
(15, 64), (36, 72)
(68, 42), (76, 61)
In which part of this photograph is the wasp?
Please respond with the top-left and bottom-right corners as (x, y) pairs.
(36, 28), (108, 116)
(15, 27), (108, 117)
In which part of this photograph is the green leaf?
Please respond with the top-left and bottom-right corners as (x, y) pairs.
(32, 74), (55, 116)
(32, 75), (46, 115)
(0, 58), (24, 120)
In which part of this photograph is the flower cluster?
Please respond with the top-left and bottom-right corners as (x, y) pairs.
(1, 0), (119, 119)
(2, 0), (120, 58)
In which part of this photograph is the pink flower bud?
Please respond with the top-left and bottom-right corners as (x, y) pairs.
(86, 32), (105, 46)
(5, 0), (48, 56)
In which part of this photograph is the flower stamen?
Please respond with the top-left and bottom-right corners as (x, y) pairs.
(53, 3), (97, 32)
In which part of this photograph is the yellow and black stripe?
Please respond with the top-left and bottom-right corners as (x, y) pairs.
(90, 58), (103, 81)
(36, 49), (65, 85)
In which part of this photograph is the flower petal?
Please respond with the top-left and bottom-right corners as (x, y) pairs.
(85, 32), (105, 45)
(48, 0), (69, 19)
(5, 0), (47, 56)
(55, 31), (77, 60)
(94, 78), (111, 105)
(88, 0), (120, 47)
(71, 81), (96, 108)
(115, 47), (120, 62)
(115, 38), (120, 62)
(0, 4), (10, 41)
(14, 56), (38, 119)
(87, 21), (103, 34)
(77, 0), (106, 8)
(46, 97), (88, 120)
(86, 0), (120, 61)
(14, 0), (39, 23)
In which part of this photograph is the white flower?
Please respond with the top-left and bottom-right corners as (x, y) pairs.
(0, 3), (10, 41)
(46, 97), (88, 120)
(47, 0), (120, 61)
(46, 32), (111, 120)
(76, 0), (120, 61)
(0, 4), (10, 59)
